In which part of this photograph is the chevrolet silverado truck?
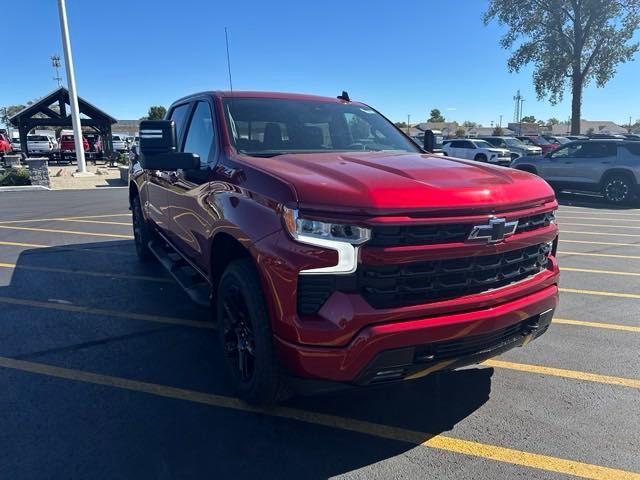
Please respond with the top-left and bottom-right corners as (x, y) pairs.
(129, 91), (559, 405)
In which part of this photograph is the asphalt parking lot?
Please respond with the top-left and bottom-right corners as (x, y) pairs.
(0, 188), (638, 480)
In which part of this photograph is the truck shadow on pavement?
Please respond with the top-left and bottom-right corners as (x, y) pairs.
(556, 190), (640, 209)
(1, 240), (494, 479)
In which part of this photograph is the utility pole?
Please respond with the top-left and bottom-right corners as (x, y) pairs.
(57, 0), (89, 175)
(51, 55), (62, 87)
(499, 114), (503, 128)
(629, 115), (633, 133)
(407, 114), (411, 135)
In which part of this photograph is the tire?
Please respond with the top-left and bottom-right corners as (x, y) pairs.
(217, 258), (285, 405)
(131, 194), (155, 262)
(602, 174), (634, 204)
(474, 154), (487, 162)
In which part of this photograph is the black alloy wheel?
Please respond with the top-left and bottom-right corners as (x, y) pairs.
(602, 175), (633, 204)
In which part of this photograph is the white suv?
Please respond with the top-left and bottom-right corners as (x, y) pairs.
(443, 139), (512, 165)
(26, 134), (54, 155)
(112, 135), (128, 152)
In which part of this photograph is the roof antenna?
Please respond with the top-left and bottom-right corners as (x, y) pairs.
(337, 91), (350, 102)
(225, 27), (233, 93)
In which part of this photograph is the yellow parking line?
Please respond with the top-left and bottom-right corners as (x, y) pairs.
(562, 230), (640, 237)
(0, 240), (48, 248)
(0, 225), (133, 239)
(0, 213), (132, 224)
(55, 219), (131, 226)
(562, 222), (640, 230)
(560, 287), (640, 300)
(0, 262), (172, 283)
(0, 356), (636, 480)
(559, 251), (640, 260)
(554, 318), (640, 333)
(485, 359), (640, 389)
(562, 267), (640, 276)
(560, 239), (640, 247)
(0, 296), (211, 329)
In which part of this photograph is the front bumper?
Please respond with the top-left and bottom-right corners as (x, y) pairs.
(275, 283), (558, 383)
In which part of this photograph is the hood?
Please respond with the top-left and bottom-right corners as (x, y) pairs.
(487, 148), (510, 155)
(249, 151), (555, 215)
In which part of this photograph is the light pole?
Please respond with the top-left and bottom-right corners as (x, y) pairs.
(57, 0), (89, 175)
(407, 114), (411, 135)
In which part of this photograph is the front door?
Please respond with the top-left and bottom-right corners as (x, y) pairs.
(164, 100), (217, 273)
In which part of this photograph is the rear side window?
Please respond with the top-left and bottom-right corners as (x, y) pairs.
(169, 103), (191, 142)
(183, 101), (215, 168)
(623, 143), (640, 156)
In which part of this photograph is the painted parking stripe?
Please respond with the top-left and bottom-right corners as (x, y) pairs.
(560, 287), (640, 300)
(558, 208), (640, 216)
(559, 215), (640, 223)
(0, 213), (132, 224)
(562, 230), (640, 238)
(0, 240), (136, 257)
(0, 240), (48, 248)
(485, 360), (640, 389)
(559, 251), (640, 260)
(560, 239), (640, 248)
(0, 296), (212, 329)
(562, 267), (640, 277)
(561, 222), (640, 230)
(0, 225), (133, 239)
(0, 262), (172, 283)
(0, 356), (636, 480)
(553, 318), (640, 333)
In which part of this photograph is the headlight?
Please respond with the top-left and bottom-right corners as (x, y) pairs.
(282, 207), (370, 274)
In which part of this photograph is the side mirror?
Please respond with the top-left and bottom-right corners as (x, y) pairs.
(138, 120), (200, 171)
(423, 130), (435, 152)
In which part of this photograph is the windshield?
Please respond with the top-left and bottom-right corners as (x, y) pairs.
(223, 98), (420, 156)
(503, 137), (525, 147)
(28, 135), (48, 141)
(471, 140), (493, 149)
(112, 136), (121, 141)
(554, 136), (570, 144)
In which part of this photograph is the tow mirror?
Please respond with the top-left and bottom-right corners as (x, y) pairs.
(423, 130), (435, 152)
(138, 120), (200, 171)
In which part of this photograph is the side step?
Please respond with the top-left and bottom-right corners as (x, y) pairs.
(148, 239), (210, 308)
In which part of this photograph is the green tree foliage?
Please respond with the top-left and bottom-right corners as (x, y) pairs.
(521, 115), (537, 123)
(493, 126), (505, 135)
(462, 121), (478, 128)
(1, 105), (26, 129)
(485, 0), (640, 134)
(455, 127), (466, 138)
(548, 117), (560, 125)
(428, 109), (445, 122)
(394, 121), (408, 128)
(143, 106), (167, 121)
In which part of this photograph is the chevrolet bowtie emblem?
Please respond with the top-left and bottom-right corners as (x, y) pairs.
(468, 218), (519, 243)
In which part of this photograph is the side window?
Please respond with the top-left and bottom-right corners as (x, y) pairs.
(169, 104), (191, 143)
(450, 141), (461, 148)
(575, 142), (616, 158)
(183, 101), (215, 168)
(463, 141), (474, 149)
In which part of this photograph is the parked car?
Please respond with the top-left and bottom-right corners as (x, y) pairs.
(9, 134), (21, 153)
(542, 135), (570, 145)
(565, 135), (589, 141)
(622, 133), (640, 141)
(59, 131), (90, 156)
(442, 138), (512, 164)
(588, 133), (626, 139)
(0, 133), (11, 157)
(26, 134), (55, 155)
(512, 139), (640, 204)
(129, 90), (559, 404)
(86, 134), (103, 154)
(112, 134), (128, 152)
(478, 136), (542, 160)
(517, 135), (557, 155)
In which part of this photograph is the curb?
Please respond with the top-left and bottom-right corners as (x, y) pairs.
(0, 185), (51, 193)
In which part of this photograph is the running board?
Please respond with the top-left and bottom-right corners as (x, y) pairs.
(148, 239), (210, 308)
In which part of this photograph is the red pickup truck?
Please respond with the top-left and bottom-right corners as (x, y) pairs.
(129, 91), (559, 404)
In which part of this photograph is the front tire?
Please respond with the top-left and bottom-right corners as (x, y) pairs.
(217, 259), (285, 405)
(131, 194), (154, 262)
(602, 175), (634, 204)
(474, 154), (487, 162)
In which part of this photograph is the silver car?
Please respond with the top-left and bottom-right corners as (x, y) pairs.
(479, 136), (542, 159)
(511, 140), (640, 204)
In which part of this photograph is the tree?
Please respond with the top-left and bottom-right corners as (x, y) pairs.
(143, 106), (167, 121)
(1, 105), (26, 129)
(493, 126), (505, 135)
(485, 1), (640, 135)
(462, 120), (478, 128)
(428, 109), (445, 122)
(548, 117), (560, 125)
(520, 115), (537, 123)
(454, 127), (466, 138)
(394, 121), (407, 128)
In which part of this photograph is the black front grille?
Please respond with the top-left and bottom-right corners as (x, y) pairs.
(358, 243), (551, 309)
(368, 211), (555, 247)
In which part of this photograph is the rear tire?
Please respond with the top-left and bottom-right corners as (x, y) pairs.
(602, 174), (634, 204)
(474, 154), (487, 162)
(131, 194), (155, 262)
(217, 258), (286, 405)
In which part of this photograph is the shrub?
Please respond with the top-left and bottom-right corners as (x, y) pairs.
(0, 168), (31, 186)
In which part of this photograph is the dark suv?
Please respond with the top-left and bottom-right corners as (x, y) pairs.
(129, 91), (559, 404)
(511, 139), (640, 203)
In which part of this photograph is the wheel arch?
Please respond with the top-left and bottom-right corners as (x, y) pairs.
(600, 168), (637, 186)
(209, 231), (254, 302)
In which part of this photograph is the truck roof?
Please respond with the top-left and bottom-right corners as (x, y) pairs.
(172, 90), (365, 105)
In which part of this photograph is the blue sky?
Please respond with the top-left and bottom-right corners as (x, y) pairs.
(2, 0), (639, 126)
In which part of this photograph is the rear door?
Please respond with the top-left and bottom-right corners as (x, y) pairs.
(164, 99), (218, 272)
(145, 102), (192, 235)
